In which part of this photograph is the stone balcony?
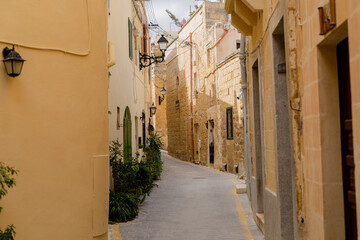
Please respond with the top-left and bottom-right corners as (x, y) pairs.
(225, 0), (263, 35)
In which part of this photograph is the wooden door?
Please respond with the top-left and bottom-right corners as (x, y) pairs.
(337, 38), (357, 239)
(123, 107), (132, 161)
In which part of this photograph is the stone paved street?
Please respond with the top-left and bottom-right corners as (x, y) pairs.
(110, 153), (263, 240)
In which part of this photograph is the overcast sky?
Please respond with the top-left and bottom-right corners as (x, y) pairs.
(151, 0), (206, 32)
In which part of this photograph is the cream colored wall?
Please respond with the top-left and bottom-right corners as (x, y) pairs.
(0, 1), (109, 239)
(108, 0), (150, 156)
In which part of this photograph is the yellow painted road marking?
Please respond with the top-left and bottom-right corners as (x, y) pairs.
(111, 224), (122, 240)
(232, 188), (254, 240)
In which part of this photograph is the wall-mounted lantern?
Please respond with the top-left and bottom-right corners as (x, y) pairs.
(139, 35), (168, 70)
(150, 103), (157, 117)
(159, 87), (166, 105)
(210, 119), (215, 128)
(140, 111), (146, 122)
(2, 46), (25, 77)
(205, 120), (215, 129)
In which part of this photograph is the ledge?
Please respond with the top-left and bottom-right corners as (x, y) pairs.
(225, 0), (263, 36)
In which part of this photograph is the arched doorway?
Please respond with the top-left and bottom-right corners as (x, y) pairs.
(123, 107), (132, 161)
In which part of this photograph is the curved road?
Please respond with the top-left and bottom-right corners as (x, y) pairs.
(109, 153), (263, 240)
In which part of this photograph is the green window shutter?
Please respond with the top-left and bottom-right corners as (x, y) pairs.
(128, 18), (133, 60)
(123, 107), (132, 160)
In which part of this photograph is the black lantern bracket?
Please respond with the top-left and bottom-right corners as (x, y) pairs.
(139, 52), (165, 70)
(139, 35), (168, 71)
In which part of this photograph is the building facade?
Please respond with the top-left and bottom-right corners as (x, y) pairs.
(150, 32), (178, 151)
(166, 2), (244, 174)
(0, 1), (109, 239)
(108, 0), (151, 159)
(226, 0), (360, 239)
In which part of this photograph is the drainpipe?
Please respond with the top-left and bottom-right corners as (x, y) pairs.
(240, 35), (250, 189)
(190, 32), (195, 162)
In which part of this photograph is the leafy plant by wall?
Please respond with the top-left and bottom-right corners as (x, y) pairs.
(109, 191), (138, 223)
(0, 162), (18, 240)
(109, 133), (163, 223)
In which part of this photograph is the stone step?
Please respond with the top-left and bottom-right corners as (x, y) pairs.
(256, 213), (265, 234)
(236, 183), (247, 194)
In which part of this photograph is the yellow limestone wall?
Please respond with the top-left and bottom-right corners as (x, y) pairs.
(247, 0), (283, 194)
(298, 0), (360, 239)
(0, 1), (109, 239)
(166, 3), (244, 174)
(152, 62), (169, 150)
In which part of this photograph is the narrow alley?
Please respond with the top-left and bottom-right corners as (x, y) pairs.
(109, 153), (263, 240)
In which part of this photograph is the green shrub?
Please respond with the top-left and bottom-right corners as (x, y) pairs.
(0, 225), (15, 240)
(109, 190), (138, 222)
(0, 162), (18, 240)
(108, 133), (163, 223)
(143, 132), (163, 180)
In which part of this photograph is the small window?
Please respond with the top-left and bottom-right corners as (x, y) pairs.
(236, 41), (241, 49)
(117, 107), (120, 130)
(135, 36), (138, 65)
(207, 49), (211, 67)
(226, 107), (233, 139)
(194, 73), (198, 91)
(176, 76), (180, 99)
(128, 18), (133, 60)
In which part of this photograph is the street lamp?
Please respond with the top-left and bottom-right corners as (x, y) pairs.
(150, 103), (157, 117)
(2, 46), (25, 77)
(157, 35), (169, 51)
(139, 35), (168, 70)
(159, 87), (166, 105)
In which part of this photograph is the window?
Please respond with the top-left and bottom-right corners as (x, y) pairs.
(226, 107), (233, 139)
(207, 49), (211, 67)
(176, 76), (180, 100)
(116, 107), (120, 130)
(135, 36), (138, 65)
(128, 18), (133, 60)
(193, 72), (198, 91)
(143, 26), (148, 54)
(236, 40), (241, 49)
